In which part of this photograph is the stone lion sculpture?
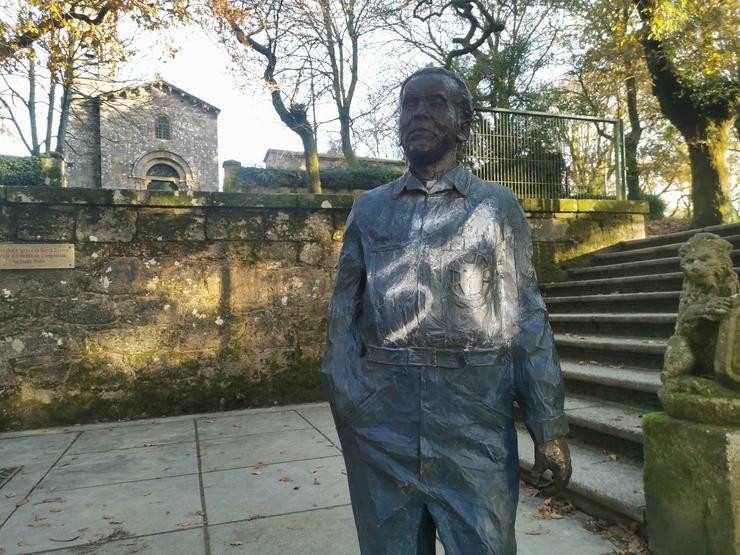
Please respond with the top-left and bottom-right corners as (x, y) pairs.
(660, 232), (740, 425)
(663, 233), (739, 384)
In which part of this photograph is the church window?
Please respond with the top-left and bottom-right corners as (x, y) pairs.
(155, 116), (171, 140)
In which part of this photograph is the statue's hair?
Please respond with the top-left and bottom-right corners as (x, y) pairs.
(400, 67), (474, 129)
(678, 232), (739, 305)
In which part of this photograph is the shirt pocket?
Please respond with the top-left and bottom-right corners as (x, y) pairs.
(367, 243), (418, 340)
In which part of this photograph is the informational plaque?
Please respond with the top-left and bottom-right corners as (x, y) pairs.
(0, 243), (75, 270)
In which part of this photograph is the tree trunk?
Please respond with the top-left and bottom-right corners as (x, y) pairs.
(624, 75), (642, 200)
(28, 58), (39, 155)
(45, 78), (56, 152)
(338, 108), (357, 166)
(300, 131), (322, 194)
(633, 0), (736, 227)
(686, 118), (733, 227)
(55, 83), (71, 154)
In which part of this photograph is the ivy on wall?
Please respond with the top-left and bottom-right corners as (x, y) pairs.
(233, 164), (404, 191)
(0, 155), (44, 186)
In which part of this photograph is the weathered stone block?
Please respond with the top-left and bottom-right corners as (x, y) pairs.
(137, 208), (206, 241)
(76, 206), (137, 242)
(249, 241), (298, 266)
(299, 242), (327, 266)
(643, 412), (740, 555)
(264, 211), (333, 242)
(5, 186), (113, 205)
(528, 218), (568, 242)
(14, 205), (76, 241)
(55, 296), (118, 325)
(206, 209), (263, 240)
(0, 270), (87, 298)
(86, 257), (151, 295)
(0, 206), (10, 240)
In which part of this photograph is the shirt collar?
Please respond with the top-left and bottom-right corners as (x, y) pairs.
(392, 164), (471, 198)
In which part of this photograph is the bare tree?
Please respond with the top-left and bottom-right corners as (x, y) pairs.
(385, 0), (572, 109)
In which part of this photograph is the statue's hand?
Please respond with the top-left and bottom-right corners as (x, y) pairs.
(529, 437), (572, 497)
(704, 297), (734, 319)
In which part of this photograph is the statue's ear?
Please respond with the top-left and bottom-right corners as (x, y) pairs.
(457, 118), (472, 143)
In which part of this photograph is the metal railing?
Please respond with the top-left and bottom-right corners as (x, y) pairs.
(465, 107), (627, 200)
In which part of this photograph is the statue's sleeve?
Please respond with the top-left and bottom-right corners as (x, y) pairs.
(506, 192), (569, 444)
(320, 204), (367, 419)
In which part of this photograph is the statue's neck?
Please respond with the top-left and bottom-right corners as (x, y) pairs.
(409, 151), (458, 184)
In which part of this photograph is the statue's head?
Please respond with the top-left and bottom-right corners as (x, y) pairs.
(678, 233), (735, 292)
(398, 67), (473, 166)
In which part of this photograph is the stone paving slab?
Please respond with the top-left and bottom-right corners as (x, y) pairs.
(40, 442), (199, 491)
(68, 421), (196, 454)
(0, 474), (203, 554)
(196, 411), (311, 441)
(199, 429), (338, 473)
(0, 402), (624, 554)
(295, 405), (341, 446)
(46, 528), (206, 555)
(202, 456), (349, 526)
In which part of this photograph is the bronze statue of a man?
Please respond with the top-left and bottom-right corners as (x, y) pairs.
(321, 67), (571, 554)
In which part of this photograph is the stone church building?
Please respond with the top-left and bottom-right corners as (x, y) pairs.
(65, 80), (220, 192)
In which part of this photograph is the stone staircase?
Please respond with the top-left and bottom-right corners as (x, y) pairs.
(519, 222), (740, 530)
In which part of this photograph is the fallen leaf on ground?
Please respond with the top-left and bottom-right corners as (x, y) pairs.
(39, 497), (64, 504)
(533, 498), (564, 520)
(313, 478), (321, 485)
(524, 526), (551, 536)
(15, 498), (29, 507)
(49, 536), (79, 542)
(278, 475), (293, 482)
(49, 508), (62, 513)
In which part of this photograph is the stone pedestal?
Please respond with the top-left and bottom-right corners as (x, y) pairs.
(643, 412), (740, 555)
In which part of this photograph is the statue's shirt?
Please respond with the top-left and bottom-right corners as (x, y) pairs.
(354, 165), (516, 349)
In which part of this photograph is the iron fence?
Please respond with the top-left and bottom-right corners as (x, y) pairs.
(464, 107), (626, 200)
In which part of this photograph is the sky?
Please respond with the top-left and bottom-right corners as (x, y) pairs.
(0, 22), (407, 169)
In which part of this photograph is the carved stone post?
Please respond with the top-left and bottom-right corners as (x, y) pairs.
(643, 233), (740, 554)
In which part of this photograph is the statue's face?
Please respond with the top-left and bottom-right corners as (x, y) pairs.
(399, 73), (468, 165)
(681, 246), (722, 284)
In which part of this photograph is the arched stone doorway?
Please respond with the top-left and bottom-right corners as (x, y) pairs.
(132, 150), (194, 191)
(146, 163), (180, 191)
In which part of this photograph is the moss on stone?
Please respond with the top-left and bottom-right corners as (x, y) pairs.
(0, 350), (325, 431)
(5, 186), (114, 205)
(643, 412), (740, 555)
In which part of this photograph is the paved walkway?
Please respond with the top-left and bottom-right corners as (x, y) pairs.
(0, 403), (618, 554)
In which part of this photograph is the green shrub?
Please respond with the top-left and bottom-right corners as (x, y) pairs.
(639, 192), (667, 220)
(0, 155), (44, 186)
(234, 163), (404, 191)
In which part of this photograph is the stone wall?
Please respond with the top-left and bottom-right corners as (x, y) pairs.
(0, 186), (647, 430)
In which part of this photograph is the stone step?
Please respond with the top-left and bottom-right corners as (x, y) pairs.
(614, 222), (740, 252)
(543, 271), (684, 296)
(567, 250), (740, 280)
(543, 268), (740, 296)
(517, 426), (646, 527)
(555, 334), (666, 370)
(564, 393), (646, 460)
(561, 361), (661, 399)
(546, 291), (680, 314)
(591, 234), (740, 266)
(549, 313), (675, 339)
